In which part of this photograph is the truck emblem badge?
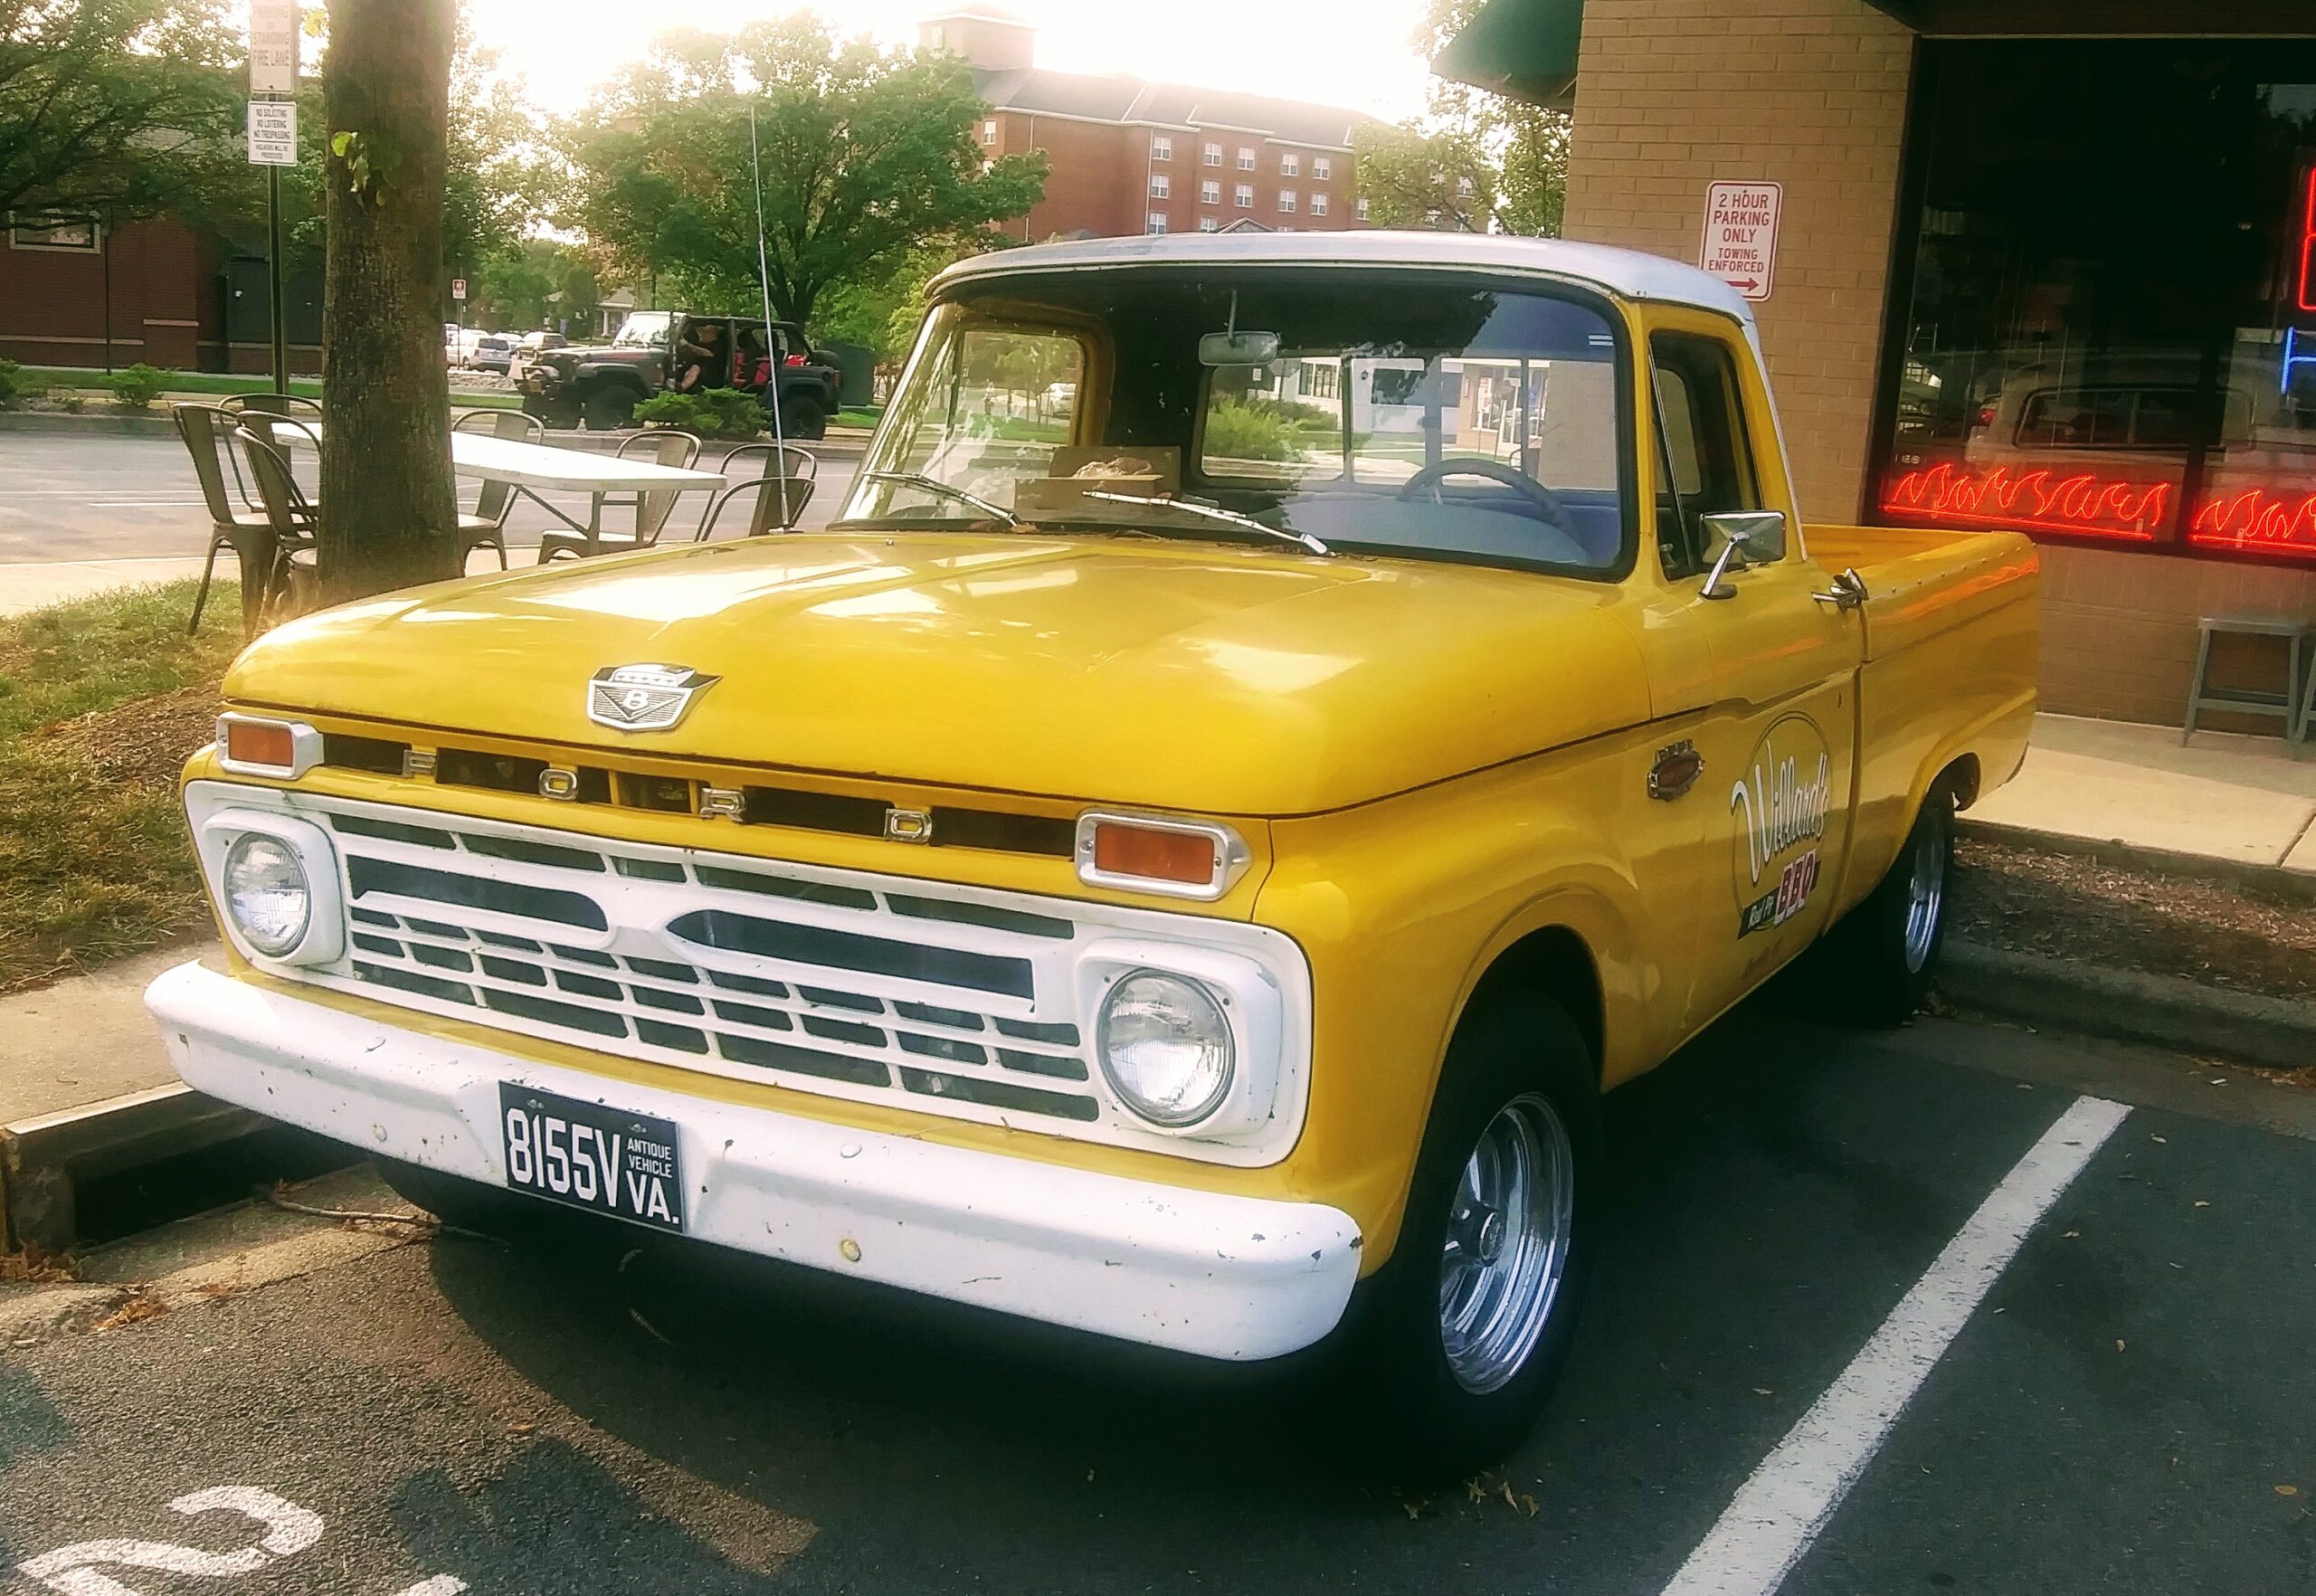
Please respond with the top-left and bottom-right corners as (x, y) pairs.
(586, 663), (718, 732)
(1648, 740), (1703, 801)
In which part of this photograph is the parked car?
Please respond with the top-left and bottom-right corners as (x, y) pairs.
(467, 335), (516, 376)
(518, 309), (840, 436)
(147, 233), (2039, 1476)
(505, 330), (568, 385)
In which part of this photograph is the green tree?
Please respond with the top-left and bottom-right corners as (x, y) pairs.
(0, 0), (243, 220)
(470, 237), (596, 330)
(565, 16), (1046, 326)
(1359, 0), (1570, 236)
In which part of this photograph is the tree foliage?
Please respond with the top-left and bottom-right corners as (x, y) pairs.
(0, 0), (244, 220)
(1355, 0), (1570, 236)
(565, 17), (1047, 327)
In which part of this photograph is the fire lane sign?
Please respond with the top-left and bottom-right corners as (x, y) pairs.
(1700, 180), (1781, 302)
(248, 0), (299, 96)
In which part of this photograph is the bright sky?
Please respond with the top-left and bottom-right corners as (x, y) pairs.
(462, 0), (1440, 122)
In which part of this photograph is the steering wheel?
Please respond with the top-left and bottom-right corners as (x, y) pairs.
(1396, 456), (1573, 529)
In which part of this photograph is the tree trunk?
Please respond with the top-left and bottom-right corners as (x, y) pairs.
(318, 0), (458, 603)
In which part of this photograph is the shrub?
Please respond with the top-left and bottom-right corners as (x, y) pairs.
(55, 392), (86, 414)
(1202, 396), (1297, 462)
(107, 364), (175, 409)
(0, 359), (20, 409)
(635, 386), (767, 442)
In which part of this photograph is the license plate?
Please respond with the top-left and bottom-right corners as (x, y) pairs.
(497, 1083), (684, 1231)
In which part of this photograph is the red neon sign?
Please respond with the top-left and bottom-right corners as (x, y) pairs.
(2189, 489), (2316, 560)
(1879, 462), (2168, 541)
(2300, 167), (2316, 315)
(1880, 464), (2316, 563)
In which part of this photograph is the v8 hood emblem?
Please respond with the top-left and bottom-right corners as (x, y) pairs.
(586, 663), (719, 732)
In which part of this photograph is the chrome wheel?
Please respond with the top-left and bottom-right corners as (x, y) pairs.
(1902, 811), (1949, 974)
(1439, 1093), (1574, 1394)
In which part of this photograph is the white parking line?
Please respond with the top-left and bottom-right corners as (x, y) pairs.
(1661, 1094), (2130, 1596)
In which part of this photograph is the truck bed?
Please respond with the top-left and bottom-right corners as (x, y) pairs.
(1805, 523), (2040, 661)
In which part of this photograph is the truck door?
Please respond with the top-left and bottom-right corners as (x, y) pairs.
(1646, 319), (1866, 1030)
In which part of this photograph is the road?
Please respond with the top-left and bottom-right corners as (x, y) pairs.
(0, 432), (861, 565)
(5, 1008), (2312, 1594)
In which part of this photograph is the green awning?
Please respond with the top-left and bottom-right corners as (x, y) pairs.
(1432, 0), (1585, 109)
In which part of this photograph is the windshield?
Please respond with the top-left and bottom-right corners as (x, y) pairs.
(612, 312), (673, 350)
(839, 267), (1631, 574)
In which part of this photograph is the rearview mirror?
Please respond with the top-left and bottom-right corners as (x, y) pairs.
(1199, 329), (1280, 366)
(1697, 510), (1788, 600)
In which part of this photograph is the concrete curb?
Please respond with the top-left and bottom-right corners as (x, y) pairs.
(1941, 937), (2316, 1073)
(0, 409), (176, 437)
(0, 1082), (266, 1254)
(1958, 816), (2316, 902)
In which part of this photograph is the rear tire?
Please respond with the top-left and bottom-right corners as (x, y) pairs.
(583, 385), (638, 431)
(1813, 784), (1955, 1024)
(1349, 992), (1600, 1481)
(781, 394), (827, 441)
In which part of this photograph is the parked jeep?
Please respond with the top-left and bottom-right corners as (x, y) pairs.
(520, 310), (840, 437)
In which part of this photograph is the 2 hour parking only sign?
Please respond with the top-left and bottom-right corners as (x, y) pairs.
(1700, 181), (1781, 301)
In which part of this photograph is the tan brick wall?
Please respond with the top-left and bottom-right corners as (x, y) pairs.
(1561, 0), (1915, 522)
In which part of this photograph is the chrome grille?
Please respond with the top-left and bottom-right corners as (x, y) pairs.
(189, 784), (1312, 1166)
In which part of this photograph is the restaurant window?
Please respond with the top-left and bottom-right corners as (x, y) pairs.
(1877, 40), (2316, 565)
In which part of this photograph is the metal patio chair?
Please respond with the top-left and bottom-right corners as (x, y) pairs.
(537, 431), (704, 563)
(174, 404), (279, 635)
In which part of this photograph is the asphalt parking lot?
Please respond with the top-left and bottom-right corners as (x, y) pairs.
(4, 1008), (2311, 1594)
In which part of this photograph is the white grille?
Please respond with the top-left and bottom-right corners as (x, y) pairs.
(186, 782), (1311, 1167)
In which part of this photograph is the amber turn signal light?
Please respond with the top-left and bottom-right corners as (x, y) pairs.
(1075, 812), (1251, 901)
(216, 713), (321, 778)
(1093, 822), (1216, 885)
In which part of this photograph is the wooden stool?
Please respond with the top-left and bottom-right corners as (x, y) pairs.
(2182, 617), (2311, 749)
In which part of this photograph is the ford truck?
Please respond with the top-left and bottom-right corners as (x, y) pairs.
(147, 233), (2037, 1473)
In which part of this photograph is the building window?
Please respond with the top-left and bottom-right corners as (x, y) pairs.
(1200, 178), (1220, 204)
(1280, 151), (1300, 177)
(1877, 39), (2316, 567)
(1234, 184), (1253, 209)
(980, 119), (997, 147)
(1146, 212), (1169, 235)
(1310, 193), (1329, 217)
(1315, 157), (1333, 181)
(1150, 173), (1170, 198)
(1203, 141), (1221, 166)
(1237, 147), (1256, 170)
(1152, 135), (1172, 161)
(1199, 215), (1220, 233)
(8, 215), (100, 252)
(1356, 196), (1370, 221)
(1277, 190), (1297, 214)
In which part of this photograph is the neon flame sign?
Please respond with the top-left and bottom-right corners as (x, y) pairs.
(1881, 464), (2316, 562)
(2190, 489), (2316, 557)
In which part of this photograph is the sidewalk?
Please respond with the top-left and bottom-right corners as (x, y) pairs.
(1968, 712), (2316, 877)
(0, 556), (211, 616)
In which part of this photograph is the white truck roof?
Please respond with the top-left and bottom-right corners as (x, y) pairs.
(934, 230), (1756, 325)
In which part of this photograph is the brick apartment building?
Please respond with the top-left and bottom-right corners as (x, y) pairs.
(925, 5), (1380, 241)
(1438, 0), (2316, 729)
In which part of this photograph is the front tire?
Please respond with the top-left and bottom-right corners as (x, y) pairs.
(780, 393), (828, 441)
(1352, 993), (1600, 1480)
(583, 385), (638, 431)
(1814, 784), (1954, 1024)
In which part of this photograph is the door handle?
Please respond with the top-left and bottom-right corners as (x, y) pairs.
(1811, 567), (1868, 611)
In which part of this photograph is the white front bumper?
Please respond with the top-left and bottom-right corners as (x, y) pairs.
(146, 961), (1362, 1361)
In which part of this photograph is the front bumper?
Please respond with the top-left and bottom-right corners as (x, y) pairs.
(146, 960), (1362, 1361)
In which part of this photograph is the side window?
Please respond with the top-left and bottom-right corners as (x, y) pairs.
(1650, 333), (1760, 578)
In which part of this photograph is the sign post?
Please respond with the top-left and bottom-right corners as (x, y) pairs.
(1699, 181), (1782, 303)
(247, 0), (299, 394)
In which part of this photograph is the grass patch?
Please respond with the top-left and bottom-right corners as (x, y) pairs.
(0, 583), (240, 992)
(834, 405), (883, 429)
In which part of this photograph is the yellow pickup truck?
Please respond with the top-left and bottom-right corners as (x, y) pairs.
(147, 233), (2036, 1473)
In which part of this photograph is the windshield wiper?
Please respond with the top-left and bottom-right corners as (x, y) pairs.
(865, 471), (1019, 527)
(1077, 490), (1331, 556)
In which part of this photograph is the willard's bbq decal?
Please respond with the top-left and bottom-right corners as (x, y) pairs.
(1731, 715), (1830, 937)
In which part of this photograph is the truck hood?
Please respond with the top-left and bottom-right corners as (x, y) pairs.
(226, 535), (1653, 816)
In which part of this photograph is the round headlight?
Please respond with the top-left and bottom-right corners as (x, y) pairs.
(223, 832), (311, 957)
(1096, 970), (1235, 1127)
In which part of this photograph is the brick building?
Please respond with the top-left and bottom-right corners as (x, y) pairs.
(1438, 0), (2316, 728)
(0, 213), (319, 375)
(924, 5), (1379, 241)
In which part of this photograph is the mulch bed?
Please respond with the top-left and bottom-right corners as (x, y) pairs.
(1948, 833), (2316, 1004)
(34, 685), (221, 787)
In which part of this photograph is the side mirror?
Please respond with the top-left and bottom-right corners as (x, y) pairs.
(1697, 509), (1788, 600)
(1199, 329), (1281, 366)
